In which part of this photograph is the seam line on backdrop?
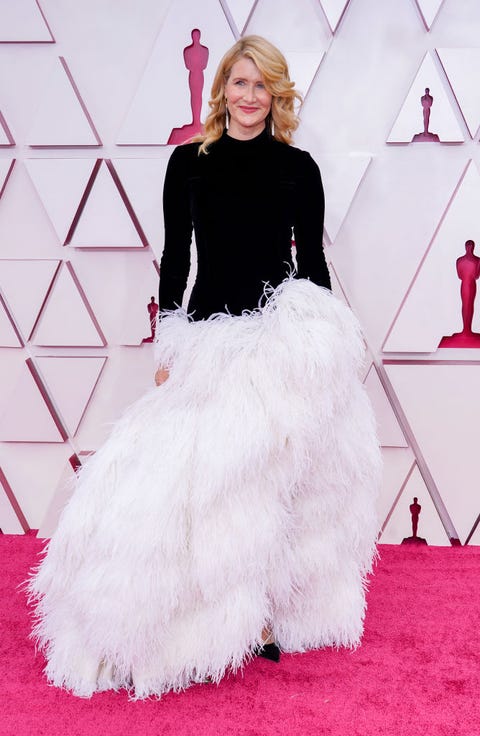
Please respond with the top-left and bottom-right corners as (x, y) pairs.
(0, 468), (29, 532)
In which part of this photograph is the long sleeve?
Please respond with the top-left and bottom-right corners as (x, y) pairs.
(293, 152), (331, 290)
(159, 146), (193, 310)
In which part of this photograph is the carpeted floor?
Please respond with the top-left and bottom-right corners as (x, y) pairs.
(1, 536), (479, 736)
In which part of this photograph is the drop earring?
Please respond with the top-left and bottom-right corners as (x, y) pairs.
(267, 112), (273, 135)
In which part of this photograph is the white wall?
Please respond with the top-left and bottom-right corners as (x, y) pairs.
(0, 0), (479, 545)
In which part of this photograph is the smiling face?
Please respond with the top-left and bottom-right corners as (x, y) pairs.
(224, 56), (272, 140)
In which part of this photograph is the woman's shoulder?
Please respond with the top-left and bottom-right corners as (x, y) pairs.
(165, 140), (202, 177)
(271, 138), (319, 173)
(169, 140), (201, 161)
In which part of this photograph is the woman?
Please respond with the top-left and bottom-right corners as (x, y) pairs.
(157, 35), (330, 327)
(28, 36), (380, 699)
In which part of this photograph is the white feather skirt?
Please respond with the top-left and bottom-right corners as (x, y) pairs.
(28, 279), (381, 699)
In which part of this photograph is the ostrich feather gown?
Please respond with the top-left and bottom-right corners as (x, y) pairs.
(28, 278), (381, 698)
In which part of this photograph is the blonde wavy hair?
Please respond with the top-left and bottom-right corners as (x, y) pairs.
(195, 35), (302, 154)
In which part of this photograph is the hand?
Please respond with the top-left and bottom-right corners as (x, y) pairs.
(155, 367), (169, 386)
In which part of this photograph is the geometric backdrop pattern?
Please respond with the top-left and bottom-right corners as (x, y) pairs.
(1, 0), (480, 545)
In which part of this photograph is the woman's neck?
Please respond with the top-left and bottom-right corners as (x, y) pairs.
(226, 121), (267, 141)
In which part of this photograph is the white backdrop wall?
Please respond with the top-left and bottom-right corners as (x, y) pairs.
(0, 0), (479, 545)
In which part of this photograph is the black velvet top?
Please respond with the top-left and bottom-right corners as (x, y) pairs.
(159, 128), (330, 320)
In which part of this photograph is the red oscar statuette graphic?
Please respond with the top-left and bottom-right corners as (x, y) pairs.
(439, 239), (480, 348)
(402, 497), (427, 545)
(412, 87), (440, 142)
(142, 296), (159, 344)
(168, 29), (209, 145)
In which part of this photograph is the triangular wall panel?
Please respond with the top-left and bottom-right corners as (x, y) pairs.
(319, 0), (351, 33)
(0, 0), (54, 42)
(466, 517), (480, 546)
(222, 0), (257, 35)
(0, 161), (66, 259)
(112, 158), (169, 260)
(27, 57), (101, 147)
(328, 151), (467, 353)
(0, 486), (25, 533)
(384, 362), (480, 543)
(0, 260), (59, 341)
(381, 464), (450, 545)
(73, 252), (160, 345)
(0, 111), (15, 146)
(0, 467), (26, 534)
(0, 350), (26, 400)
(73, 348), (158, 451)
(376, 447), (415, 537)
(25, 159), (96, 243)
(0, 160), (15, 197)
(0, 299), (22, 347)
(31, 262), (106, 347)
(285, 51), (326, 103)
(0, 443), (72, 529)
(35, 356), (107, 436)
(364, 364), (408, 448)
(315, 154), (371, 243)
(118, 0), (235, 144)
(437, 48), (480, 139)
(68, 161), (146, 248)
(413, 0), (445, 29)
(0, 360), (65, 442)
(387, 52), (464, 143)
(328, 263), (350, 307)
(384, 162), (480, 353)
(246, 0), (330, 99)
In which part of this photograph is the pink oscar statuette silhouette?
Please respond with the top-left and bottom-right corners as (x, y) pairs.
(439, 240), (480, 348)
(412, 87), (439, 142)
(402, 497), (427, 545)
(168, 29), (209, 145)
(142, 296), (159, 344)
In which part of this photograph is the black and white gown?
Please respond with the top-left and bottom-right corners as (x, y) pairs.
(28, 130), (381, 699)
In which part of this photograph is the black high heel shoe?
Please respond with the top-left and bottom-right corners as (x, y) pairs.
(255, 642), (281, 662)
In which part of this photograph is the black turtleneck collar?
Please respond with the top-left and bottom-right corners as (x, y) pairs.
(219, 127), (271, 146)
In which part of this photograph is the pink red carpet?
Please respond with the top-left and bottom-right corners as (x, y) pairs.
(1, 535), (479, 736)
